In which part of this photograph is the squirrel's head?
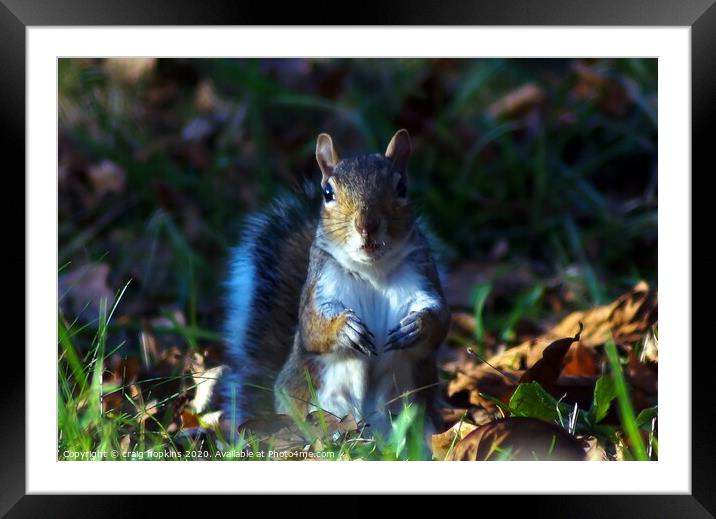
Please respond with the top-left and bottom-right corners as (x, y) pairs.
(315, 129), (415, 264)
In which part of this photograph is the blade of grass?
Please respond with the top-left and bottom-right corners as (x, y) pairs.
(58, 317), (88, 393)
(470, 282), (492, 355)
(500, 283), (544, 342)
(564, 216), (604, 305)
(604, 338), (648, 460)
(443, 411), (468, 460)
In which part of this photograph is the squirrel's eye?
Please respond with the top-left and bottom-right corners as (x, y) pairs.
(323, 183), (336, 203)
(396, 178), (407, 198)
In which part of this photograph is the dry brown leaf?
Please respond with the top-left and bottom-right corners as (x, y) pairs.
(447, 363), (522, 411)
(101, 355), (141, 414)
(440, 407), (469, 424)
(562, 341), (599, 378)
(583, 435), (609, 461)
(451, 311), (477, 336)
(627, 350), (658, 411)
(519, 322), (583, 392)
(431, 420), (479, 460)
(573, 62), (608, 98)
(119, 434), (132, 455)
(58, 263), (114, 324)
(180, 410), (200, 429)
(237, 412), (359, 457)
(238, 415), (308, 453)
(487, 83), (545, 120)
(445, 282), (656, 409)
(105, 58), (157, 83)
(553, 375), (600, 410)
(640, 329), (659, 363)
(470, 406), (501, 426)
(87, 160), (126, 196)
(449, 417), (587, 461)
(195, 80), (219, 112)
(488, 281), (657, 372)
(305, 411), (359, 436)
(136, 399), (159, 425)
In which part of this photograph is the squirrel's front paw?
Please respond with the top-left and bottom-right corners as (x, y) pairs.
(385, 310), (429, 352)
(337, 310), (377, 357)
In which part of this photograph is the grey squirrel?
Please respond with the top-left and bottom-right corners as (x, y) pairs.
(220, 129), (449, 431)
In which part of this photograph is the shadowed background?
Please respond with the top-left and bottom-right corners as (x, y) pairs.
(59, 58), (656, 328)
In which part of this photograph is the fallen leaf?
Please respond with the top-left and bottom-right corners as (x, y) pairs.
(87, 160), (126, 196)
(449, 417), (587, 461)
(488, 281), (657, 372)
(444, 283), (656, 416)
(58, 263), (114, 324)
(626, 350), (658, 412)
(119, 434), (132, 455)
(573, 62), (608, 99)
(469, 406), (501, 426)
(640, 329), (658, 363)
(487, 83), (545, 120)
(136, 399), (160, 425)
(519, 322), (583, 392)
(305, 411), (359, 436)
(431, 420), (479, 460)
(237, 412), (359, 456)
(105, 58), (157, 83)
(238, 415), (308, 454)
(101, 355), (141, 414)
(440, 407), (469, 424)
(181, 410), (200, 429)
(583, 435), (609, 461)
(562, 340), (599, 378)
(447, 364), (522, 410)
(195, 80), (219, 112)
(553, 375), (599, 411)
(451, 312), (477, 336)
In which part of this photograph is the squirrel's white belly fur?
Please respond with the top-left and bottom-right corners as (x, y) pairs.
(313, 258), (437, 424)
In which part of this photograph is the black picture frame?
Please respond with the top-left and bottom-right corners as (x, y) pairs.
(2, 0), (712, 515)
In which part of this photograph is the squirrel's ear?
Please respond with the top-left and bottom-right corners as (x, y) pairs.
(385, 129), (412, 178)
(316, 133), (340, 185)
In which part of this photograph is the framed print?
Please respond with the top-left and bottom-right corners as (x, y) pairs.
(3, 0), (713, 514)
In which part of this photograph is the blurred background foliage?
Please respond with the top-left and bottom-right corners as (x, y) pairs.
(58, 57), (657, 358)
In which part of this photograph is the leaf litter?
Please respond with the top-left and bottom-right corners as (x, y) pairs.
(437, 281), (657, 460)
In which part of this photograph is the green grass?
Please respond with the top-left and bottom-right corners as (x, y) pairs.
(58, 283), (431, 461)
(58, 277), (657, 461)
(605, 339), (649, 460)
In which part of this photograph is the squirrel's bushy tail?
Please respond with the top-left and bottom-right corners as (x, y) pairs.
(221, 187), (319, 425)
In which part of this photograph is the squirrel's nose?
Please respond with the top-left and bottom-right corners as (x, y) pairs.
(355, 216), (379, 238)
